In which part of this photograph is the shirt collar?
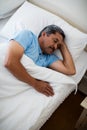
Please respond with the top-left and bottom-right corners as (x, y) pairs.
(37, 39), (43, 55)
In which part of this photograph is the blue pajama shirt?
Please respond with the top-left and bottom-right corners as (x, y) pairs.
(11, 30), (59, 67)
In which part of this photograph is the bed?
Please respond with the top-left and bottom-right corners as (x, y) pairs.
(0, 0), (87, 130)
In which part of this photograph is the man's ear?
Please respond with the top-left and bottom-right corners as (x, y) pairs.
(42, 31), (46, 36)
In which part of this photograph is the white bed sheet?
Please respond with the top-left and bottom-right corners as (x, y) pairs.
(0, 42), (76, 130)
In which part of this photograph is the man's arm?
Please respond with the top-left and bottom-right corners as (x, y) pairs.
(49, 42), (76, 75)
(4, 40), (54, 96)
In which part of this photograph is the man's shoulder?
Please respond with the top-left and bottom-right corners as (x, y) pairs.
(16, 29), (36, 39)
(19, 29), (33, 34)
(21, 30), (36, 38)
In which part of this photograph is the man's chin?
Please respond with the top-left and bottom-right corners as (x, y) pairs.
(47, 51), (53, 55)
(44, 50), (54, 54)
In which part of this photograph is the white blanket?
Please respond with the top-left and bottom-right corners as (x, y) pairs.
(0, 43), (76, 130)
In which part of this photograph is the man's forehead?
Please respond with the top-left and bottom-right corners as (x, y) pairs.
(52, 33), (63, 41)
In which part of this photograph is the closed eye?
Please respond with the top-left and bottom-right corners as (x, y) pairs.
(53, 39), (61, 48)
(53, 39), (58, 44)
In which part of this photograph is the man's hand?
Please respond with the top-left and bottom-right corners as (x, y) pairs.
(49, 41), (76, 75)
(34, 80), (54, 97)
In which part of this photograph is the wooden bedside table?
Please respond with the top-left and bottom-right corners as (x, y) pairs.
(78, 71), (87, 95)
(75, 97), (87, 130)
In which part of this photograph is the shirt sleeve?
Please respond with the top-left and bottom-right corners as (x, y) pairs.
(47, 54), (60, 67)
(11, 30), (33, 50)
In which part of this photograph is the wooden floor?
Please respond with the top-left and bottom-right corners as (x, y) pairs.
(40, 90), (85, 130)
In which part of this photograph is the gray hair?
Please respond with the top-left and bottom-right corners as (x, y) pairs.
(38, 24), (65, 40)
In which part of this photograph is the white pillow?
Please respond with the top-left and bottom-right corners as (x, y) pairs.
(0, 1), (87, 61)
(0, 0), (25, 19)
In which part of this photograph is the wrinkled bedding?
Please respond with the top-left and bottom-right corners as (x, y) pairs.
(0, 43), (76, 130)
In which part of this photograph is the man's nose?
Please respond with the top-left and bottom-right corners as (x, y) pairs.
(54, 44), (58, 50)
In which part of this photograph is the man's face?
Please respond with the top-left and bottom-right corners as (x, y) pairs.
(41, 32), (63, 54)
